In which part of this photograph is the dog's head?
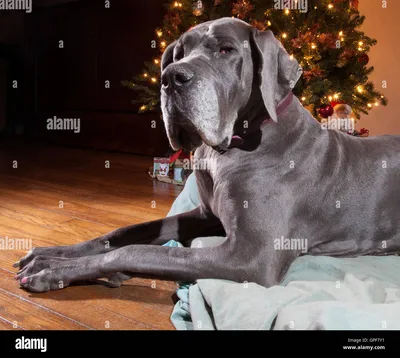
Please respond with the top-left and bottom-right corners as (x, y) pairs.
(160, 17), (302, 151)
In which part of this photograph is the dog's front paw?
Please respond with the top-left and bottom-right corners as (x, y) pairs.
(13, 246), (70, 270)
(14, 255), (95, 293)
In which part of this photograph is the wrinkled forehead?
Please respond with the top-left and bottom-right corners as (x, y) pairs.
(178, 19), (251, 49)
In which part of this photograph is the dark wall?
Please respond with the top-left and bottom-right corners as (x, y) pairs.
(0, 59), (7, 132)
(8, 0), (171, 156)
(0, 11), (26, 135)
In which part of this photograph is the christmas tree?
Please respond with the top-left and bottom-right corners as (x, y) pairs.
(122, 0), (387, 121)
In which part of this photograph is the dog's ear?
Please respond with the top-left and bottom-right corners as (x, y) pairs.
(161, 40), (177, 72)
(251, 28), (302, 122)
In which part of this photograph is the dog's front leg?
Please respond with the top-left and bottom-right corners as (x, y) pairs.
(17, 239), (252, 293)
(14, 207), (224, 270)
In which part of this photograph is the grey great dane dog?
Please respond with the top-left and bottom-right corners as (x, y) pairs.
(14, 18), (400, 293)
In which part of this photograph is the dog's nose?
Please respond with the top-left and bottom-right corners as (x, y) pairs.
(161, 64), (194, 89)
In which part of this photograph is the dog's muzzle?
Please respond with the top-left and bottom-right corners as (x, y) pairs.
(161, 63), (195, 91)
(161, 63), (205, 151)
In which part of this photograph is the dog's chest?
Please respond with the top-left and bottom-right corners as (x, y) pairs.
(194, 146), (251, 215)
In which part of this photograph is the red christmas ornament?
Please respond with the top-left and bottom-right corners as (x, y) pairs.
(358, 53), (369, 65)
(318, 104), (334, 119)
(330, 100), (345, 108)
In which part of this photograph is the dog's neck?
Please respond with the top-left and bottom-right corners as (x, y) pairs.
(219, 92), (320, 153)
(228, 91), (295, 147)
(234, 88), (269, 135)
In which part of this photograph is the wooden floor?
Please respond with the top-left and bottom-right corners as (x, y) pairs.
(0, 142), (184, 330)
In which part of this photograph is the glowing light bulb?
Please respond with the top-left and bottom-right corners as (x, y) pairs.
(282, 33), (287, 39)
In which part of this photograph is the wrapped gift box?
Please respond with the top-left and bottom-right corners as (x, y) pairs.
(153, 157), (170, 177)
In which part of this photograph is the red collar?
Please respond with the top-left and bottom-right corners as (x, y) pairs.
(227, 91), (294, 150)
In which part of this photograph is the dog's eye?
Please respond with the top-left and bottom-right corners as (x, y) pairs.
(219, 46), (235, 54)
